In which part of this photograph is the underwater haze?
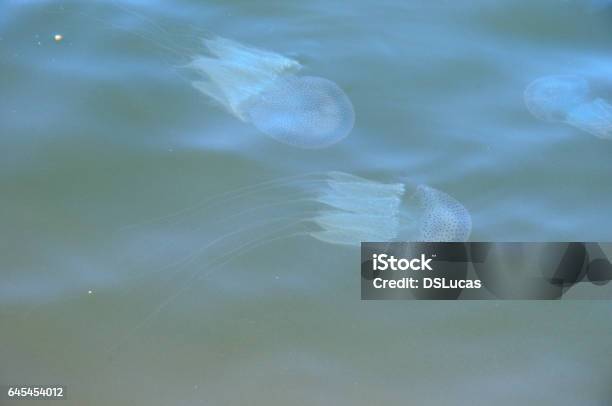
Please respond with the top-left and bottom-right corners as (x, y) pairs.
(1, 0), (612, 405)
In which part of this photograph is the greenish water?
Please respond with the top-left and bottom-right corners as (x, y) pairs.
(1, 1), (612, 405)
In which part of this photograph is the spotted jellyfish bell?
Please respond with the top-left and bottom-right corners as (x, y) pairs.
(410, 185), (472, 242)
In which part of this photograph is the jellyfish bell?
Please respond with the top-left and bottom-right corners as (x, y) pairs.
(186, 37), (355, 148)
(411, 185), (472, 242)
(243, 76), (355, 148)
(524, 75), (590, 122)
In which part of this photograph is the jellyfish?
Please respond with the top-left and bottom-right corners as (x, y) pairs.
(112, 172), (472, 291)
(186, 37), (355, 148)
(102, 171), (472, 351)
(120, 171), (472, 253)
(524, 74), (612, 139)
(524, 75), (590, 122)
(49, 1), (354, 148)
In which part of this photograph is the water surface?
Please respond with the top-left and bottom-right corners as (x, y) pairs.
(1, 1), (612, 404)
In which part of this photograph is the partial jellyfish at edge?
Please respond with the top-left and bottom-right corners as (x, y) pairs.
(524, 74), (612, 139)
(186, 37), (356, 148)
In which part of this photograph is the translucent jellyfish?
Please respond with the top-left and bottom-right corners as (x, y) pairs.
(115, 172), (473, 283)
(104, 172), (472, 350)
(120, 172), (472, 250)
(524, 75), (589, 122)
(524, 75), (612, 139)
(187, 37), (355, 148)
(52, 6), (355, 148)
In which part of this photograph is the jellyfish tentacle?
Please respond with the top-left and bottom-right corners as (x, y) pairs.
(104, 0), (214, 58)
(187, 37), (301, 119)
(119, 212), (317, 294)
(117, 171), (331, 232)
(109, 0), (182, 43)
(309, 172), (406, 245)
(106, 220), (308, 355)
(119, 195), (322, 279)
(311, 211), (401, 245)
(75, 4), (196, 59)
